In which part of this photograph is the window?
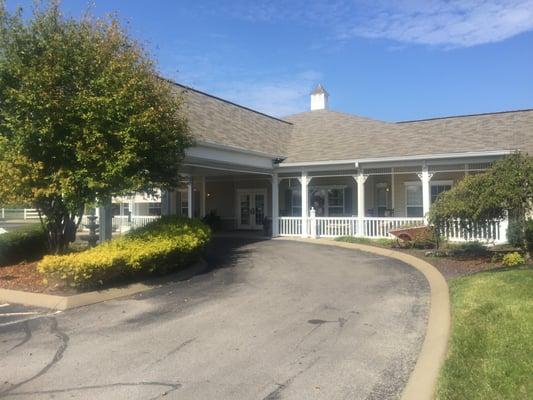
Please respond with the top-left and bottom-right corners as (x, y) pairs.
(405, 184), (423, 217)
(291, 189), (301, 216)
(431, 182), (452, 204)
(178, 191), (188, 216)
(327, 188), (344, 216)
(148, 202), (161, 216)
(376, 183), (390, 217)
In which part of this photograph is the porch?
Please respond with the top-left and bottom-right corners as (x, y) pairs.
(161, 158), (508, 244)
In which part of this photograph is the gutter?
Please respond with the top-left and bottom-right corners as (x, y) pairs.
(276, 149), (515, 168)
(192, 140), (287, 160)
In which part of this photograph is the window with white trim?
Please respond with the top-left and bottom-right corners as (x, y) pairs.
(405, 183), (423, 217)
(148, 202), (161, 216)
(431, 181), (453, 204)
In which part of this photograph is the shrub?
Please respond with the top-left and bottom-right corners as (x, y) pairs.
(38, 216), (210, 288)
(525, 219), (533, 256)
(507, 221), (525, 248)
(446, 241), (489, 257)
(501, 252), (525, 267)
(0, 224), (48, 266)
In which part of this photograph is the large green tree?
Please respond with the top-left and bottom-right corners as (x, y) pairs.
(429, 153), (533, 250)
(0, 1), (192, 253)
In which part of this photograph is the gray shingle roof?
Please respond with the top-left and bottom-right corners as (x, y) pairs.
(170, 78), (533, 164)
(169, 81), (291, 157)
(283, 109), (533, 163)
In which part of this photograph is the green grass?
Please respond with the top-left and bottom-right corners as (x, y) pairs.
(437, 266), (533, 400)
(334, 236), (396, 247)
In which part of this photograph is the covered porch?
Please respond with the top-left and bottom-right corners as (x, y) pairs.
(164, 153), (508, 244)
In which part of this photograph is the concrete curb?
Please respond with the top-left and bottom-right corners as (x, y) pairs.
(278, 238), (450, 400)
(0, 259), (208, 311)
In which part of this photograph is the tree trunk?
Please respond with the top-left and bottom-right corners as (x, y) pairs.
(36, 197), (83, 254)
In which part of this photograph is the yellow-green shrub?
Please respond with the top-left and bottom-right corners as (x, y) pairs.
(501, 252), (525, 267)
(38, 216), (210, 288)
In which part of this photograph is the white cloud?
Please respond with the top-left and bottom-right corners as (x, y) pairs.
(214, 71), (322, 116)
(208, 0), (533, 48)
(350, 0), (533, 47)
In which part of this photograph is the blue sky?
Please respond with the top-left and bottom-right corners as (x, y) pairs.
(5, 0), (533, 121)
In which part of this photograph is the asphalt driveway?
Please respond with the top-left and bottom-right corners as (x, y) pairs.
(0, 238), (429, 399)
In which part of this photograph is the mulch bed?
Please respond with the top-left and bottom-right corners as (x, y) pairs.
(0, 261), (49, 293)
(400, 249), (505, 280)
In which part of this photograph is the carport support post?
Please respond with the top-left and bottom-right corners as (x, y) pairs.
(298, 172), (310, 238)
(271, 172), (279, 237)
(418, 165), (434, 222)
(187, 176), (193, 218)
(199, 176), (206, 218)
(355, 172), (368, 237)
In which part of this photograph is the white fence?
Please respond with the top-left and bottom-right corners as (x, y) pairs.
(0, 208), (40, 220)
(441, 219), (507, 244)
(278, 215), (508, 244)
(79, 215), (160, 233)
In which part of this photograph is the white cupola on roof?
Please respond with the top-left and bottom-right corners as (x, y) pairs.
(310, 84), (329, 111)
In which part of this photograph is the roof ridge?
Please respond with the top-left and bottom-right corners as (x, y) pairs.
(396, 108), (533, 124)
(284, 109), (392, 124)
(160, 77), (293, 125)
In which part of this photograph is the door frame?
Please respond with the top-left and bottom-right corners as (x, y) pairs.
(235, 188), (268, 230)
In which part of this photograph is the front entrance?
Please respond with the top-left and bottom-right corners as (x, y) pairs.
(237, 189), (267, 230)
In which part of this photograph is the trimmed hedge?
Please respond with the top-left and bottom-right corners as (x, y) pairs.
(38, 216), (211, 288)
(0, 224), (48, 266)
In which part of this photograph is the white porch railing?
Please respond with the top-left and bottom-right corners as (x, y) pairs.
(315, 217), (358, 237)
(442, 219), (507, 244)
(278, 215), (508, 244)
(361, 217), (425, 238)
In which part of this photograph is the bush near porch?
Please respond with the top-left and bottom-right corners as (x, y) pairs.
(38, 216), (210, 289)
(0, 224), (48, 266)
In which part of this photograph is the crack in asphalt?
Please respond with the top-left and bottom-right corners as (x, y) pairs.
(147, 337), (197, 368)
(262, 356), (321, 400)
(2, 381), (183, 398)
(1, 317), (69, 396)
(5, 321), (32, 353)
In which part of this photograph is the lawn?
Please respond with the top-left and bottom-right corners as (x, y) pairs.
(437, 266), (533, 400)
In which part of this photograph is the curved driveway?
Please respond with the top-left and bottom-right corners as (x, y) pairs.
(0, 238), (429, 399)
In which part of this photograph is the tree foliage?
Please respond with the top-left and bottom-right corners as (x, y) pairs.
(0, 1), (192, 252)
(429, 153), (533, 249)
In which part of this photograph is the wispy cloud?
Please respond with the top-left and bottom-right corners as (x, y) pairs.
(159, 46), (321, 116)
(213, 70), (322, 116)
(205, 0), (533, 48)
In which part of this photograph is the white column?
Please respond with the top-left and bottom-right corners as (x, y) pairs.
(391, 167), (395, 213)
(309, 207), (317, 238)
(354, 172), (368, 236)
(200, 176), (206, 218)
(272, 172), (279, 237)
(187, 176), (193, 218)
(418, 166), (434, 219)
(299, 171), (310, 238)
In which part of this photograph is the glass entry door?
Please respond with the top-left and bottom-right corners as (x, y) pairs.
(237, 189), (267, 230)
